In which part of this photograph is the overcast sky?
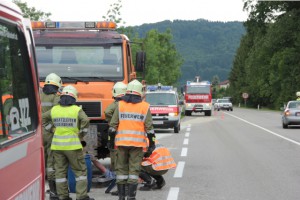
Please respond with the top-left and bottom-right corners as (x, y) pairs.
(24, 0), (249, 26)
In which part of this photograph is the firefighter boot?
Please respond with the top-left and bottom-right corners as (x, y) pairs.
(127, 184), (138, 200)
(48, 180), (59, 200)
(152, 175), (166, 190)
(117, 184), (126, 200)
(111, 190), (119, 196)
(139, 172), (155, 191)
(76, 196), (95, 200)
(111, 184), (128, 196)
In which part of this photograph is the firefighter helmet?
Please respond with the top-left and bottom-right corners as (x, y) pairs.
(297, 91), (300, 97)
(61, 85), (78, 100)
(112, 82), (127, 98)
(45, 73), (62, 88)
(126, 79), (144, 96)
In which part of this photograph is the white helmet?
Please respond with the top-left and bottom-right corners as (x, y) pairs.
(126, 79), (144, 96)
(61, 85), (78, 100)
(112, 82), (127, 98)
(296, 91), (300, 97)
(45, 73), (62, 88)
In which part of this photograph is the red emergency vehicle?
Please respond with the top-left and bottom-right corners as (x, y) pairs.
(145, 84), (183, 133)
(0, 1), (44, 199)
(183, 76), (213, 116)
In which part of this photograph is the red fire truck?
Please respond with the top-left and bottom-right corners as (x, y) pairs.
(0, 1), (44, 199)
(183, 76), (213, 116)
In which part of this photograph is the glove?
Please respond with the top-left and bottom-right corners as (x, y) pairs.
(144, 145), (155, 158)
(104, 169), (116, 179)
(145, 133), (156, 157)
(81, 140), (87, 147)
(107, 127), (116, 150)
(147, 133), (156, 148)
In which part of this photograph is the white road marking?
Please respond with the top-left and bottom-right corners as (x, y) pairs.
(187, 127), (191, 132)
(167, 187), (179, 200)
(225, 112), (300, 146)
(185, 132), (190, 137)
(174, 161), (185, 178)
(183, 138), (189, 145)
(181, 147), (188, 157)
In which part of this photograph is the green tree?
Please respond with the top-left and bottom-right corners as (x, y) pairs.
(13, 0), (51, 20)
(230, 0), (300, 109)
(211, 75), (220, 98)
(142, 29), (183, 86)
(102, 0), (125, 28)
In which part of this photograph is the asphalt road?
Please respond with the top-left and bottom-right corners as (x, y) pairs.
(47, 107), (300, 200)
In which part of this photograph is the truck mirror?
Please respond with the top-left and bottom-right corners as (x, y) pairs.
(136, 51), (146, 72)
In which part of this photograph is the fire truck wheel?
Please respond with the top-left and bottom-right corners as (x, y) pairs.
(174, 124), (180, 133)
(185, 111), (191, 116)
(205, 110), (212, 116)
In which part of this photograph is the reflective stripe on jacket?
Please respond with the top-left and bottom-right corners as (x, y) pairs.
(142, 143), (177, 171)
(115, 100), (149, 148)
(0, 94), (13, 135)
(50, 105), (82, 150)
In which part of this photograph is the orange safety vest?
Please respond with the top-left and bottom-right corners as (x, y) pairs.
(115, 100), (149, 148)
(0, 94), (13, 135)
(142, 143), (177, 171)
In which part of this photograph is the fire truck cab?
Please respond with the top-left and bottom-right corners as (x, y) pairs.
(145, 84), (183, 133)
(183, 77), (213, 116)
(32, 21), (145, 158)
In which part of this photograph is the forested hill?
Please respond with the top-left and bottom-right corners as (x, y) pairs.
(131, 19), (245, 84)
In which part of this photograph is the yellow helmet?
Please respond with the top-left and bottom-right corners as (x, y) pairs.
(126, 79), (144, 96)
(112, 82), (127, 98)
(296, 91), (300, 97)
(61, 85), (78, 100)
(45, 73), (62, 88)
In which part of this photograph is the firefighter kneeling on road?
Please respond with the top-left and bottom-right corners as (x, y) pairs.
(42, 85), (94, 200)
(109, 79), (155, 200)
(139, 140), (177, 191)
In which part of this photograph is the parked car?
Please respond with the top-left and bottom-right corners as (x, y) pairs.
(282, 100), (300, 129)
(214, 98), (233, 111)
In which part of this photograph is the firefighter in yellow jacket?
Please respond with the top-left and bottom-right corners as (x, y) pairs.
(42, 85), (94, 200)
(41, 73), (62, 200)
(139, 140), (176, 191)
(109, 79), (155, 200)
